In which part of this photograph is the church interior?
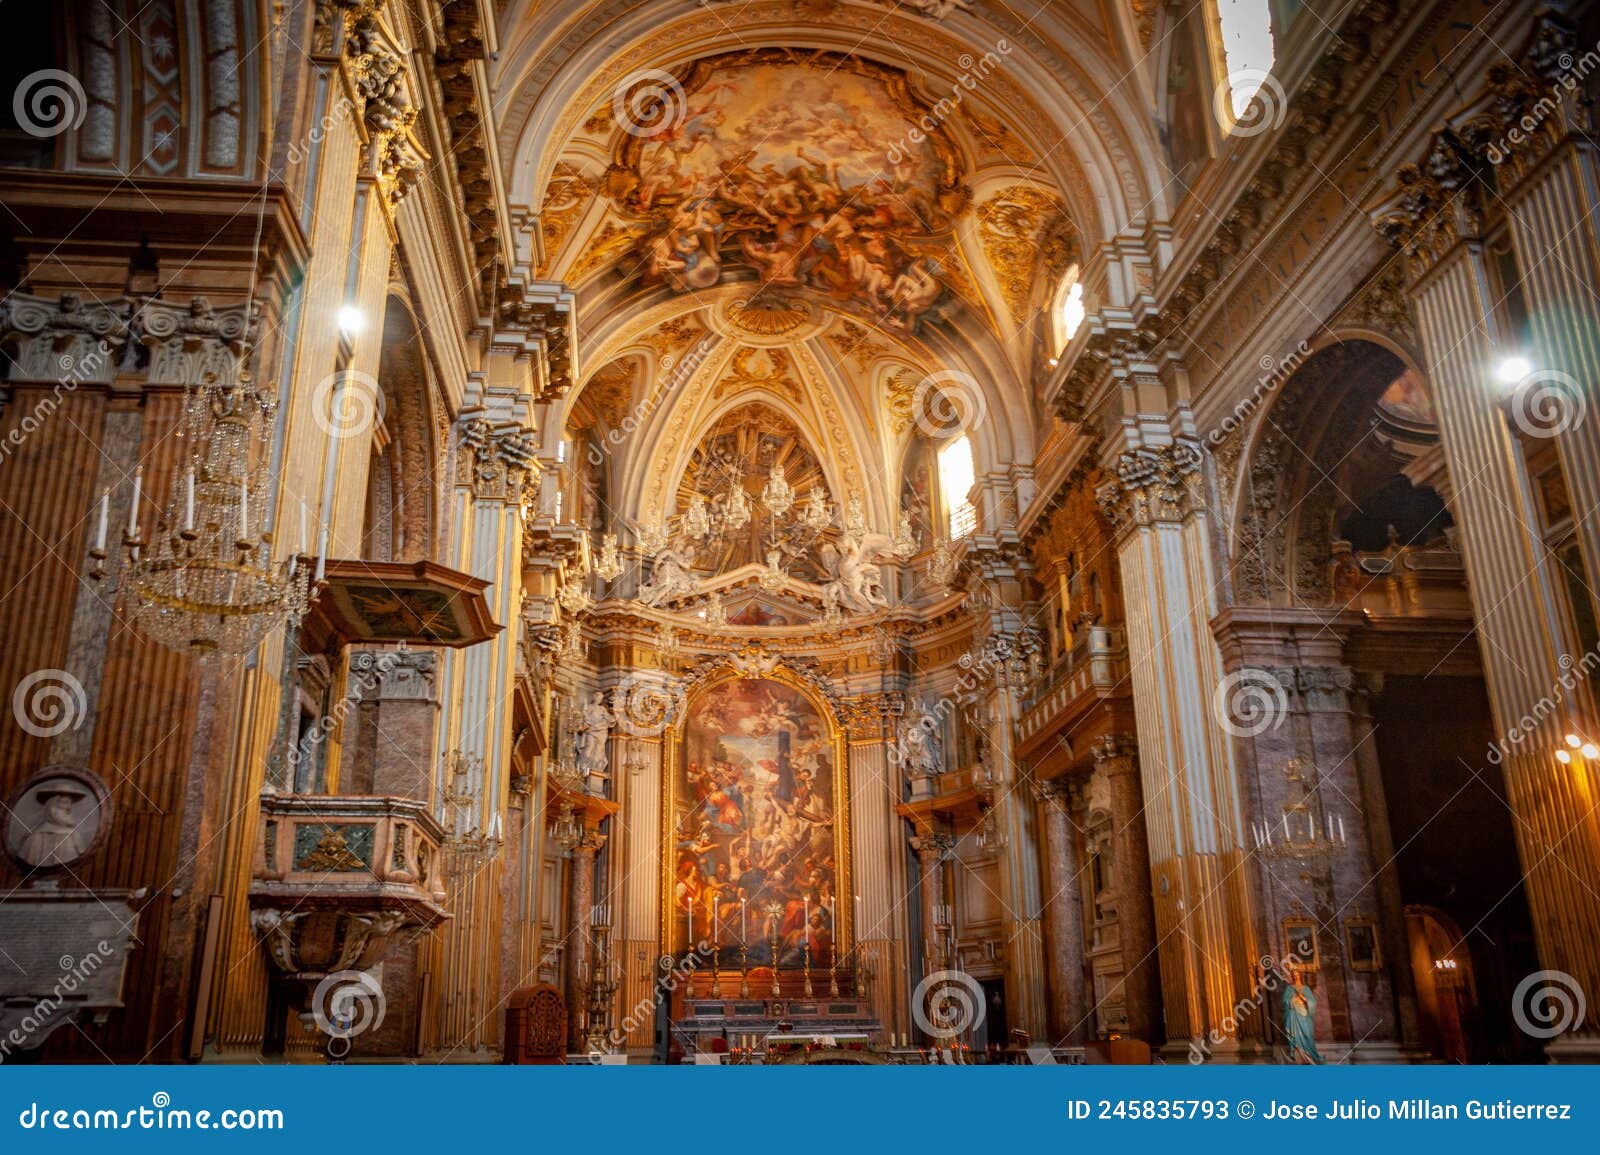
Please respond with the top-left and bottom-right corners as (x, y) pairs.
(0, 0), (1597, 1066)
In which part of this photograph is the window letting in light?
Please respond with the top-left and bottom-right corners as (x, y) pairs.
(1051, 267), (1085, 355)
(939, 435), (977, 538)
(1217, 0), (1277, 117)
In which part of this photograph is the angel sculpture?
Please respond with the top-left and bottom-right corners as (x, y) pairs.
(820, 533), (893, 615)
(637, 542), (699, 607)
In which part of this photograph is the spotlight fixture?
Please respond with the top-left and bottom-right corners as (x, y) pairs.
(1494, 355), (1531, 384)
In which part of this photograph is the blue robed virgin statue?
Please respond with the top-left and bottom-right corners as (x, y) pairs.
(1281, 970), (1323, 1064)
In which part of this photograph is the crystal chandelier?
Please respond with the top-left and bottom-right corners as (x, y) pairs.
(761, 462), (793, 517)
(558, 569), (592, 613)
(112, 368), (316, 654)
(758, 548), (787, 592)
(593, 531), (624, 582)
(702, 589), (728, 630)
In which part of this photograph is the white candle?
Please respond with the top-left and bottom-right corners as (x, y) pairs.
(713, 896), (719, 949)
(741, 898), (747, 945)
(239, 478), (249, 536)
(687, 901), (693, 948)
(298, 500), (309, 555)
(314, 525), (328, 583)
(94, 489), (108, 551)
(1326, 814), (1333, 841)
(184, 469), (195, 530)
(1337, 816), (1346, 843)
(1282, 814), (1290, 841)
(128, 467), (142, 536)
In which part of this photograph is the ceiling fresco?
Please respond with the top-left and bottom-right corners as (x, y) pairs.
(604, 51), (969, 333)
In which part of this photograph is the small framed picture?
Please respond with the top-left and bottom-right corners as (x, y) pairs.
(1283, 919), (1318, 969)
(1344, 919), (1381, 971)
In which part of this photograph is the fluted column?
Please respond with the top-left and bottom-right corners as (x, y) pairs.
(1099, 434), (1259, 1056)
(1036, 778), (1086, 1044)
(1096, 736), (1162, 1044)
(1374, 108), (1600, 1051)
(845, 694), (908, 1037)
(615, 734), (661, 1055)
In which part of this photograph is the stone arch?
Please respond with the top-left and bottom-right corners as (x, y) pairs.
(1230, 338), (1450, 606)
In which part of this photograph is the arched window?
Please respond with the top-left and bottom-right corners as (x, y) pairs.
(939, 435), (977, 538)
(1051, 266), (1085, 354)
(1216, 0), (1277, 119)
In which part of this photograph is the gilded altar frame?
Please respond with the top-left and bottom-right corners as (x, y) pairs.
(658, 666), (853, 955)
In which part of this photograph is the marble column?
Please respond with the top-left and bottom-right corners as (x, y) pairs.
(1350, 674), (1422, 1050)
(909, 833), (954, 973)
(1096, 736), (1162, 1044)
(1375, 114), (1600, 1053)
(1099, 431), (1260, 1056)
(565, 834), (602, 1040)
(1036, 778), (1086, 1044)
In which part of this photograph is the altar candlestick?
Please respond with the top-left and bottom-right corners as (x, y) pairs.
(94, 489), (109, 552)
(128, 467), (142, 536)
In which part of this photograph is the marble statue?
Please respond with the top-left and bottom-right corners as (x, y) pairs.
(820, 533), (893, 614)
(637, 542), (699, 607)
(1281, 969), (1323, 1064)
(574, 692), (614, 778)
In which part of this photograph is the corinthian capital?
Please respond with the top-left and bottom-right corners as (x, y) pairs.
(1097, 437), (1206, 532)
(457, 416), (540, 502)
